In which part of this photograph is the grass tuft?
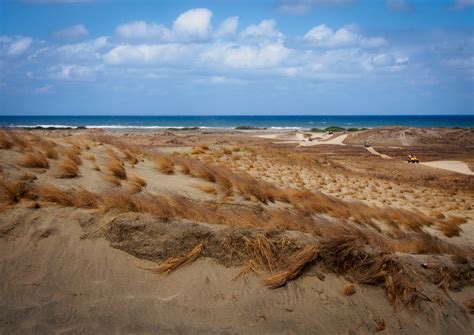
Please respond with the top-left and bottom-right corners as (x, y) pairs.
(139, 243), (204, 274)
(56, 158), (79, 178)
(262, 245), (318, 288)
(18, 152), (49, 168)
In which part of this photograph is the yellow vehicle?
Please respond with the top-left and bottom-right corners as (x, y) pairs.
(408, 155), (419, 163)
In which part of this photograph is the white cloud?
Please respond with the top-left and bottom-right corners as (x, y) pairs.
(34, 84), (53, 94)
(241, 19), (282, 40)
(200, 42), (290, 68)
(103, 44), (192, 65)
(55, 36), (109, 59)
(52, 24), (89, 39)
(304, 24), (387, 48)
(48, 64), (99, 80)
(214, 17), (239, 38)
(208, 76), (243, 84)
(115, 21), (172, 40)
(7, 37), (33, 56)
(172, 8), (213, 39)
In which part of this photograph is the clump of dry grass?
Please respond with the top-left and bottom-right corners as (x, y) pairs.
(318, 226), (423, 307)
(342, 283), (356, 296)
(0, 131), (13, 149)
(192, 183), (216, 194)
(155, 156), (175, 174)
(464, 298), (474, 314)
(103, 174), (121, 186)
(128, 174), (147, 193)
(262, 245), (318, 288)
(35, 185), (99, 208)
(44, 146), (59, 160)
(105, 154), (127, 180)
(0, 177), (31, 204)
(18, 152), (49, 168)
(138, 243), (204, 274)
(56, 158), (79, 178)
(63, 148), (82, 166)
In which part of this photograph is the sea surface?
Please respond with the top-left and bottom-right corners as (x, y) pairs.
(1, 115), (473, 129)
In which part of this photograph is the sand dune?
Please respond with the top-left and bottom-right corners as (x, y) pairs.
(421, 160), (474, 175)
(0, 128), (473, 334)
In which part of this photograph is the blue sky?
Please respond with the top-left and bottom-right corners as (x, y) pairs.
(0, 0), (473, 115)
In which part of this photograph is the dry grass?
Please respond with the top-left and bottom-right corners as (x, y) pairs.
(192, 183), (216, 194)
(155, 156), (175, 174)
(105, 156), (127, 180)
(342, 283), (356, 296)
(138, 243), (204, 274)
(103, 174), (121, 186)
(262, 245), (318, 288)
(464, 298), (474, 314)
(35, 184), (99, 208)
(0, 131), (13, 149)
(0, 177), (31, 204)
(128, 174), (147, 193)
(63, 148), (82, 166)
(18, 152), (49, 169)
(56, 158), (79, 178)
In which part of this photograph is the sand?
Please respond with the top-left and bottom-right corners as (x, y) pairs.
(1, 127), (473, 334)
(421, 160), (474, 176)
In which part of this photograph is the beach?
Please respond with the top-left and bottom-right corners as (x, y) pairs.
(1, 126), (473, 334)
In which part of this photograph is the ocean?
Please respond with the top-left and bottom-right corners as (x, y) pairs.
(0, 115), (473, 129)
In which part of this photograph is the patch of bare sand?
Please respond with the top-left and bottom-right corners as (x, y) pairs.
(1, 209), (472, 334)
(365, 146), (392, 159)
(421, 161), (474, 176)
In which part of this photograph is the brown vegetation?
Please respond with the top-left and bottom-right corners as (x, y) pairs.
(56, 158), (79, 178)
(139, 243), (204, 274)
(0, 177), (31, 204)
(155, 156), (175, 174)
(18, 152), (49, 168)
(263, 245), (318, 288)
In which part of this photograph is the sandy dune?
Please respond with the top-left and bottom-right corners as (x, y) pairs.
(421, 161), (474, 175)
(365, 146), (392, 159)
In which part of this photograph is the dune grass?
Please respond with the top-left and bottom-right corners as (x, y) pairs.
(56, 158), (79, 178)
(139, 243), (204, 274)
(105, 154), (127, 180)
(155, 156), (175, 175)
(0, 177), (31, 204)
(18, 152), (49, 169)
(262, 245), (318, 288)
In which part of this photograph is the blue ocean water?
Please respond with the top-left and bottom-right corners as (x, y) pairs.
(0, 115), (473, 129)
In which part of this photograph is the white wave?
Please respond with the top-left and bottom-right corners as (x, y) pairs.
(270, 126), (302, 130)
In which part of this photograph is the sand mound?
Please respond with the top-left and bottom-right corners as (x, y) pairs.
(421, 161), (474, 175)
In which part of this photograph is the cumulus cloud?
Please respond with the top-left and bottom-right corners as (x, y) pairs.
(115, 21), (172, 40)
(103, 44), (192, 65)
(48, 64), (99, 80)
(304, 24), (386, 48)
(172, 8), (213, 39)
(54, 37), (109, 59)
(52, 24), (89, 39)
(6, 37), (33, 56)
(241, 19), (283, 40)
(214, 17), (239, 38)
(200, 42), (290, 68)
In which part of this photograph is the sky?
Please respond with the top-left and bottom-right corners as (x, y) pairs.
(0, 0), (473, 115)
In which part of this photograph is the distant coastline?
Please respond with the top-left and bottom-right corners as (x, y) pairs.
(1, 115), (473, 129)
